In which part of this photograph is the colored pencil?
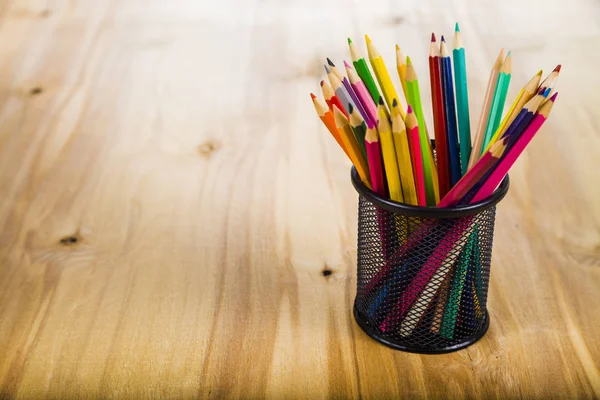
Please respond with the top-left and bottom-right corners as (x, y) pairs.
(391, 99), (418, 205)
(539, 64), (561, 92)
(365, 126), (386, 196)
(366, 35), (406, 118)
(437, 137), (508, 208)
(345, 61), (378, 127)
(482, 52), (512, 150)
(349, 103), (368, 159)
(394, 217), (474, 335)
(377, 100), (404, 203)
(395, 45), (409, 101)
(348, 37), (381, 103)
(470, 92), (557, 203)
(440, 36), (462, 187)
(326, 64), (359, 118)
(453, 23), (472, 176)
(482, 69), (543, 153)
(429, 33), (450, 198)
(500, 89), (547, 148)
(405, 106), (427, 206)
(468, 49), (505, 169)
(440, 232), (475, 338)
(311, 93), (350, 158)
(320, 80), (347, 117)
(333, 105), (370, 187)
(406, 55), (439, 205)
(327, 59), (370, 124)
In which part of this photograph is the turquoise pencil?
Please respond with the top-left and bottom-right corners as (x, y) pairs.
(453, 23), (471, 176)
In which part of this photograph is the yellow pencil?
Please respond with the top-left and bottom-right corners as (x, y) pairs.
(395, 45), (409, 102)
(391, 99), (418, 205)
(377, 100), (404, 202)
(333, 106), (371, 188)
(482, 69), (543, 153)
(366, 35), (405, 119)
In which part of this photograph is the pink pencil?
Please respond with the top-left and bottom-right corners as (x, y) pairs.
(437, 137), (508, 208)
(345, 61), (377, 128)
(470, 93), (557, 203)
(406, 106), (427, 206)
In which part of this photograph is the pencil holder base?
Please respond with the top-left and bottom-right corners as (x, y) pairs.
(353, 305), (490, 354)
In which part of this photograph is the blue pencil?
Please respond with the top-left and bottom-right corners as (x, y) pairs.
(440, 36), (461, 186)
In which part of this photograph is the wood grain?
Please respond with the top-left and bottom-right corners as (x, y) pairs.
(0, 0), (599, 398)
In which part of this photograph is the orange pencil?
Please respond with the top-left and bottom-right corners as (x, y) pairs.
(311, 93), (350, 158)
(406, 106), (427, 206)
(333, 105), (371, 188)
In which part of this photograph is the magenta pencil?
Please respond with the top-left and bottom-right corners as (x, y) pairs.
(365, 127), (386, 195)
(345, 61), (378, 127)
(470, 93), (557, 203)
(406, 106), (427, 206)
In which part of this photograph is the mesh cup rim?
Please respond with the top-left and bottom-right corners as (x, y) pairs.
(351, 167), (509, 218)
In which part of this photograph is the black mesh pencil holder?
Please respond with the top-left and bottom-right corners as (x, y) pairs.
(351, 167), (509, 354)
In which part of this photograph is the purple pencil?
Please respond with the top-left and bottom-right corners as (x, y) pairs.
(327, 58), (370, 126)
(345, 61), (378, 128)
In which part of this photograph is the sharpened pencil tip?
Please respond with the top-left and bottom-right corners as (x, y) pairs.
(347, 37), (352, 44)
(554, 64), (561, 73)
(550, 92), (559, 101)
(343, 60), (351, 69)
(536, 69), (543, 77)
(348, 103), (354, 113)
(506, 51), (512, 57)
(407, 105), (413, 113)
(396, 44), (400, 51)
(431, 32), (436, 42)
(320, 80), (325, 87)
(310, 93), (316, 100)
(441, 35), (446, 42)
(392, 98), (398, 107)
(326, 58), (335, 67)
(365, 34), (371, 44)
(378, 96), (384, 106)
(324, 64), (331, 74)
(543, 87), (551, 97)
(455, 22), (460, 32)
(406, 55), (412, 65)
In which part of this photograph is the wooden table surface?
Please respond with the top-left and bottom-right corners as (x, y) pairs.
(1, 0), (599, 398)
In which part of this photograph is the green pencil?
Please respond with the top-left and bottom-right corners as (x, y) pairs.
(440, 232), (476, 339)
(348, 38), (381, 104)
(405, 56), (439, 205)
(348, 103), (368, 160)
(482, 52), (512, 150)
(453, 23), (472, 176)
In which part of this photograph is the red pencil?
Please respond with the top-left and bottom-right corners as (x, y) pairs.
(429, 33), (450, 198)
(320, 80), (347, 117)
(406, 106), (427, 206)
(365, 126), (386, 196)
(437, 137), (508, 207)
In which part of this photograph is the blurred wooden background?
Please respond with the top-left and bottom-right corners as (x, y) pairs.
(0, 0), (599, 398)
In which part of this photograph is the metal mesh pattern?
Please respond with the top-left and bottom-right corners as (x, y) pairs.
(354, 195), (498, 353)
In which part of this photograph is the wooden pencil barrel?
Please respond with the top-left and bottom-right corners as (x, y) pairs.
(351, 167), (509, 354)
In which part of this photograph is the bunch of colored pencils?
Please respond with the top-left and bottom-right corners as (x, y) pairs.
(311, 24), (560, 340)
(311, 24), (560, 208)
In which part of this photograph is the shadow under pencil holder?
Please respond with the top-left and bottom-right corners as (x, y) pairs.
(351, 167), (509, 354)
